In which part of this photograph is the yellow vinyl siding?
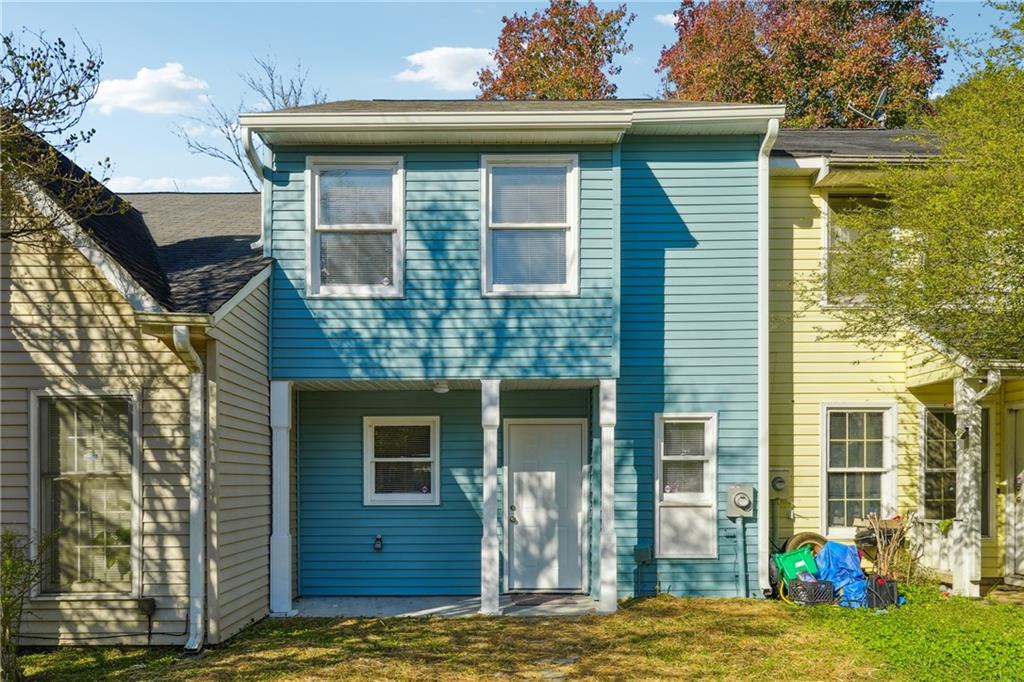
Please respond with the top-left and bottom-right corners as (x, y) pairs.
(769, 176), (1009, 577)
(206, 279), (271, 643)
(1, 236), (192, 645)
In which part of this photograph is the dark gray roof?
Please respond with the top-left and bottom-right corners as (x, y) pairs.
(44, 146), (175, 309)
(773, 128), (937, 159)
(266, 98), (740, 115)
(122, 193), (268, 313)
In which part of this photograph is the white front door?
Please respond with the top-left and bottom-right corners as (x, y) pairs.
(1010, 407), (1024, 576)
(506, 420), (585, 592)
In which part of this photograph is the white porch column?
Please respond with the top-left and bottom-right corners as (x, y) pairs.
(599, 379), (618, 613)
(953, 371), (1001, 597)
(270, 380), (296, 616)
(481, 380), (501, 615)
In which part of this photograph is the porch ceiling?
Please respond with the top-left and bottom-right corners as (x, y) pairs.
(291, 378), (601, 392)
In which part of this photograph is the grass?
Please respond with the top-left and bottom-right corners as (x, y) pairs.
(19, 589), (1022, 681)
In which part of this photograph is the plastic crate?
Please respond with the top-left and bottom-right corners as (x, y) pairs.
(866, 574), (899, 608)
(789, 579), (835, 605)
(774, 545), (819, 583)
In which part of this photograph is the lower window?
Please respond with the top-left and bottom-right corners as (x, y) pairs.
(363, 416), (440, 505)
(37, 395), (135, 594)
(824, 407), (894, 535)
(923, 408), (991, 537)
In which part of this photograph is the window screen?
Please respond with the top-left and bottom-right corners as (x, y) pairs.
(491, 229), (567, 285)
(320, 232), (394, 287)
(319, 168), (393, 225)
(491, 166), (567, 224)
(39, 397), (133, 594)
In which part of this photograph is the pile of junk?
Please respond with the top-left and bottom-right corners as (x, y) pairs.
(767, 517), (908, 609)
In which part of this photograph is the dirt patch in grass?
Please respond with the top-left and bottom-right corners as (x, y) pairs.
(21, 596), (876, 681)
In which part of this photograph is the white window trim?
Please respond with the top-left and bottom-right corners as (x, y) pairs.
(654, 412), (718, 559)
(918, 405), (995, 540)
(819, 401), (898, 540)
(363, 416), (441, 506)
(480, 153), (580, 297)
(28, 388), (143, 600)
(305, 155), (405, 299)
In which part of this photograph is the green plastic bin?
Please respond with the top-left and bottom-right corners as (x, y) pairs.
(774, 545), (819, 583)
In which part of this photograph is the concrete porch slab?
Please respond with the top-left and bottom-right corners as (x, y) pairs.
(294, 594), (597, 618)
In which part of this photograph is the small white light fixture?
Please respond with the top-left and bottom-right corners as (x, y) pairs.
(432, 381), (450, 394)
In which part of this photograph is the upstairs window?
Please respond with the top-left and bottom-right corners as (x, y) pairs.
(825, 194), (885, 305)
(307, 157), (404, 297)
(481, 155), (579, 296)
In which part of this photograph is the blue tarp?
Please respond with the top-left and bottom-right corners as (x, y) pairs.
(815, 541), (867, 608)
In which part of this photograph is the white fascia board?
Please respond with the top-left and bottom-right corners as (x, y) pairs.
(209, 264), (272, 327)
(240, 104), (787, 144)
(769, 155), (826, 175)
(26, 182), (165, 313)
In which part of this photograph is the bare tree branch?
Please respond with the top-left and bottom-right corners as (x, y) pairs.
(175, 56), (328, 191)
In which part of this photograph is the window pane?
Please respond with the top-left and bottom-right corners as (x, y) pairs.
(847, 441), (865, 468)
(320, 232), (393, 287)
(374, 462), (432, 495)
(491, 165), (567, 224)
(491, 229), (566, 285)
(828, 442), (846, 468)
(663, 460), (703, 494)
(664, 422), (705, 458)
(829, 412), (846, 439)
(849, 412), (865, 439)
(374, 425), (432, 459)
(865, 441), (884, 469)
(866, 413), (884, 439)
(319, 168), (393, 225)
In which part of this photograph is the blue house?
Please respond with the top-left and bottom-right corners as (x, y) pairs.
(239, 100), (784, 614)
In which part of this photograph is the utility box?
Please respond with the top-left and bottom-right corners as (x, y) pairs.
(726, 484), (755, 518)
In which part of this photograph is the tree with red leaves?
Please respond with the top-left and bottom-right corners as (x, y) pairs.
(476, 0), (636, 100)
(657, 0), (945, 127)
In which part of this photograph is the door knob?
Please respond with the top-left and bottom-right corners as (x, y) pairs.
(509, 514), (518, 524)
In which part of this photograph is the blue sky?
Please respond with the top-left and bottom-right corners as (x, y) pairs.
(4, 1), (1004, 192)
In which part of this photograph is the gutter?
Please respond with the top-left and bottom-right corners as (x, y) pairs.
(171, 325), (207, 652)
(757, 118), (780, 596)
(243, 128), (270, 252)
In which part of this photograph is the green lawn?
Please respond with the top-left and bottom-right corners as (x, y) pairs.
(19, 587), (1022, 681)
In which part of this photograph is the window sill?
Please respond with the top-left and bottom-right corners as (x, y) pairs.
(483, 289), (580, 299)
(31, 591), (138, 601)
(363, 498), (441, 507)
(307, 291), (404, 300)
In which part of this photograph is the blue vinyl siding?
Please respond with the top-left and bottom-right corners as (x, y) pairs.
(616, 135), (761, 598)
(297, 389), (591, 596)
(268, 147), (616, 381)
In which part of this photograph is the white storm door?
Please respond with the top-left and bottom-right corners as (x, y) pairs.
(506, 421), (585, 591)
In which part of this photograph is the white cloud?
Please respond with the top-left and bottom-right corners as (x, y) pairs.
(394, 47), (493, 92)
(107, 175), (237, 192)
(654, 13), (676, 28)
(93, 63), (209, 115)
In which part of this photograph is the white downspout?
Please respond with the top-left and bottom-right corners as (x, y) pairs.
(242, 126), (270, 252)
(173, 325), (207, 651)
(757, 118), (780, 596)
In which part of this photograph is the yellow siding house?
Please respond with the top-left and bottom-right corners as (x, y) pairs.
(769, 129), (1024, 596)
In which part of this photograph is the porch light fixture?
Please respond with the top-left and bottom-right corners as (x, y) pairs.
(432, 381), (449, 394)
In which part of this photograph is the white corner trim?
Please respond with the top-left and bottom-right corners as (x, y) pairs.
(479, 154), (580, 297)
(598, 379), (617, 613)
(304, 155), (405, 299)
(209, 264), (272, 327)
(757, 118), (779, 594)
(27, 387), (144, 601)
(25, 182), (164, 313)
(480, 379), (501, 615)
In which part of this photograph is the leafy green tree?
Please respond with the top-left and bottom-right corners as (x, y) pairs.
(657, 0), (945, 128)
(823, 2), (1024, 362)
(476, 0), (635, 100)
(1, 30), (121, 243)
